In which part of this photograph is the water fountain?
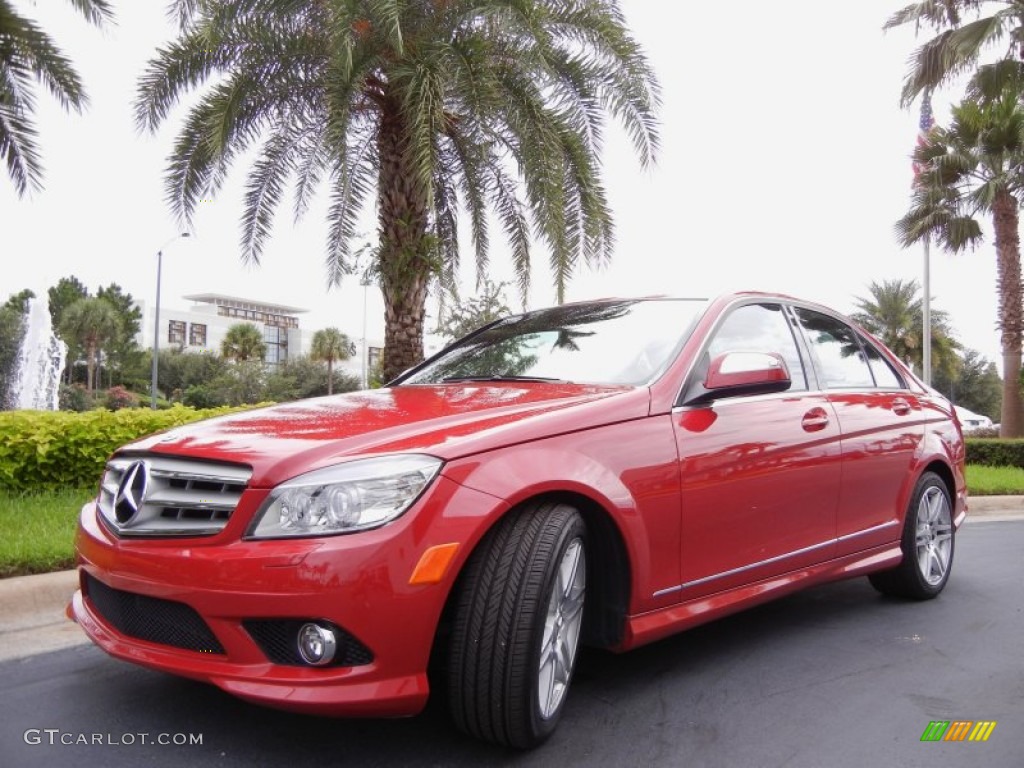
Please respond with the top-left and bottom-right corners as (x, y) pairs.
(7, 297), (67, 410)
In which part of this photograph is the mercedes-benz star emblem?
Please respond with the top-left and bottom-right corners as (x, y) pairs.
(113, 460), (149, 525)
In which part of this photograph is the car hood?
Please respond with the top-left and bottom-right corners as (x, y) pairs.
(124, 383), (646, 487)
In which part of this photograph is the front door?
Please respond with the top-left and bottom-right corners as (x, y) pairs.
(671, 302), (843, 600)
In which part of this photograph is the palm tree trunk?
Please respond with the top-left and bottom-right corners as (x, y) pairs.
(327, 358), (334, 395)
(377, 105), (433, 383)
(992, 189), (1024, 437)
(85, 341), (97, 393)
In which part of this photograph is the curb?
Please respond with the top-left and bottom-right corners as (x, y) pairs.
(0, 569), (78, 631)
(1, 498), (1022, 664)
(966, 495), (1024, 513)
(0, 569), (86, 663)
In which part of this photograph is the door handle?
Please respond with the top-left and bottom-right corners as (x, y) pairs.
(892, 398), (911, 416)
(801, 408), (830, 432)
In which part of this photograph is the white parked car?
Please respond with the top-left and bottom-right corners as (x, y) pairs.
(954, 406), (994, 434)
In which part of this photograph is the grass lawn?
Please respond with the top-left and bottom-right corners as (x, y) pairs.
(1, 465), (1023, 578)
(965, 464), (1024, 496)
(0, 488), (94, 578)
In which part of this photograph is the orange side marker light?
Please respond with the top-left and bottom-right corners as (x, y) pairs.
(409, 543), (460, 585)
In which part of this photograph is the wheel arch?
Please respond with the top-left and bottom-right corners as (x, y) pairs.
(429, 488), (632, 679)
(923, 459), (956, 507)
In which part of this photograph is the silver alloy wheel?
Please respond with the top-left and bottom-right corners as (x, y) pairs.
(537, 538), (586, 720)
(915, 485), (952, 586)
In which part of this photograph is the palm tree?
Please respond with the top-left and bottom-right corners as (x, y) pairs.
(59, 297), (121, 392)
(136, 0), (659, 381)
(0, 0), (113, 195)
(884, 1), (1024, 106)
(309, 327), (355, 394)
(896, 92), (1024, 436)
(221, 323), (267, 362)
(851, 278), (960, 383)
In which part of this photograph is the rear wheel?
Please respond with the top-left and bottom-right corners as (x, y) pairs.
(869, 472), (954, 599)
(448, 501), (587, 748)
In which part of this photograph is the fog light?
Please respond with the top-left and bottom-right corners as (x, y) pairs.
(297, 622), (337, 666)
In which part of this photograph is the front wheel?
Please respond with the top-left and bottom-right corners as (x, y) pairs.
(448, 502), (587, 748)
(869, 471), (954, 600)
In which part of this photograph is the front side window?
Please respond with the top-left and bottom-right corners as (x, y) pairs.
(706, 302), (808, 391)
(794, 308), (874, 389)
(401, 299), (708, 387)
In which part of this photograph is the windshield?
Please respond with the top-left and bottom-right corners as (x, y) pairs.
(399, 298), (708, 387)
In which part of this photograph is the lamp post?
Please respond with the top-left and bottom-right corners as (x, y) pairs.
(355, 243), (374, 390)
(150, 232), (190, 409)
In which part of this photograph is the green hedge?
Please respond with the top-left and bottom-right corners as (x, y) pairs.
(965, 438), (1024, 470)
(0, 405), (263, 492)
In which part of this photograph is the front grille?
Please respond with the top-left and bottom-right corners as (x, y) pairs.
(98, 455), (251, 537)
(84, 573), (225, 655)
(244, 620), (374, 667)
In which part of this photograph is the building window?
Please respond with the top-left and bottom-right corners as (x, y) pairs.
(168, 320), (186, 345)
(263, 325), (287, 365)
(216, 305), (299, 329)
(189, 323), (207, 348)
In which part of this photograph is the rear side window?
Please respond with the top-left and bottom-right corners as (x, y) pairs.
(861, 338), (904, 389)
(793, 308), (874, 389)
(707, 303), (808, 391)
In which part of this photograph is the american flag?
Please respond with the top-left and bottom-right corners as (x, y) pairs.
(912, 91), (935, 184)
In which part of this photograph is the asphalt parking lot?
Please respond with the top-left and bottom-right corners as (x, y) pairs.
(1, 516), (1021, 768)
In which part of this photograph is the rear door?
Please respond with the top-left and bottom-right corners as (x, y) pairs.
(791, 307), (924, 555)
(671, 301), (843, 600)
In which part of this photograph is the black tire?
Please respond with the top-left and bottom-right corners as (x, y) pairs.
(868, 472), (955, 600)
(448, 501), (587, 749)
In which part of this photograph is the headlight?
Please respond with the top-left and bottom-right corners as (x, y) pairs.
(247, 455), (442, 539)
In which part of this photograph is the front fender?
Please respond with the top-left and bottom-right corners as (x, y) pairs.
(441, 416), (681, 615)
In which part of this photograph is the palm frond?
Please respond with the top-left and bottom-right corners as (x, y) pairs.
(0, 8), (87, 112)
(967, 59), (1024, 102)
(0, 98), (43, 196)
(324, 132), (376, 287)
(66, 0), (114, 26)
(291, 126), (328, 222)
(884, 0), (963, 31)
(239, 130), (295, 264)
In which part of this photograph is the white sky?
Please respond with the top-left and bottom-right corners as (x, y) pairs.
(0, 1), (1004, 367)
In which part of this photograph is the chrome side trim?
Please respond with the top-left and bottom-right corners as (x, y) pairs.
(653, 520), (903, 598)
(836, 520), (899, 543)
(652, 537), (836, 598)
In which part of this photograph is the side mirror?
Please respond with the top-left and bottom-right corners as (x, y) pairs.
(703, 351), (791, 398)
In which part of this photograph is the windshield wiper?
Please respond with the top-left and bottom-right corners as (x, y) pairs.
(441, 375), (565, 383)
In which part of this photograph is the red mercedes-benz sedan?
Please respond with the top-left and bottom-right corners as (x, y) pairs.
(70, 293), (966, 748)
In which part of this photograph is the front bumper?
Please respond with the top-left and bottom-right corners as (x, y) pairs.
(70, 474), (505, 716)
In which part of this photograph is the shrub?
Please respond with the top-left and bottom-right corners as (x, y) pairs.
(965, 438), (1024, 469)
(182, 383), (226, 409)
(59, 383), (94, 412)
(104, 385), (139, 411)
(0, 404), (264, 492)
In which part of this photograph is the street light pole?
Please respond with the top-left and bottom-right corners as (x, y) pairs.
(355, 242), (374, 390)
(361, 281), (368, 389)
(151, 232), (190, 409)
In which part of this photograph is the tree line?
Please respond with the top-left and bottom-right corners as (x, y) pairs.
(0, 277), (359, 410)
(853, 278), (1002, 421)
